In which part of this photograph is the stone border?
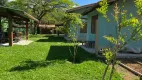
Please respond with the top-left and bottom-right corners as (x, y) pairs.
(119, 62), (142, 77)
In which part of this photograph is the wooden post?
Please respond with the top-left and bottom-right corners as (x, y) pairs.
(8, 15), (13, 46)
(37, 22), (39, 34)
(0, 17), (1, 31)
(57, 26), (59, 37)
(26, 21), (29, 40)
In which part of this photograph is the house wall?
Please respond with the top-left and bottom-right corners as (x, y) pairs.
(70, 8), (89, 41)
(98, 0), (142, 50)
(76, 15), (88, 41)
(98, 4), (117, 49)
(69, 7), (97, 41)
(76, 10), (98, 41)
(69, 0), (142, 51)
(87, 10), (98, 41)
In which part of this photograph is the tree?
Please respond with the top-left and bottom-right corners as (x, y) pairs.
(97, 0), (142, 80)
(8, 0), (75, 34)
(60, 13), (83, 63)
(0, 0), (8, 6)
(8, 0), (75, 21)
(7, 0), (29, 11)
(0, 0), (8, 32)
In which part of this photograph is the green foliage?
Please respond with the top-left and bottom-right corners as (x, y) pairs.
(63, 13), (83, 38)
(97, 0), (109, 21)
(0, 0), (8, 6)
(55, 26), (67, 34)
(62, 13), (83, 63)
(135, 0), (142, 16)
(63, 13), (83, 27)
(7, 0), (75, 22)
(102, 48), (114, 62)
(7, 0), (29, 12)
(104, 36), (118, 45)
(104, 35), (125, 45)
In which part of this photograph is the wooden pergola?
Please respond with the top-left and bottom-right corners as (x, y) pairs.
(0, 6), (39, 46)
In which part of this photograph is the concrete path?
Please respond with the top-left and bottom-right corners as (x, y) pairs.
(79, 44), (142, 58)
(0, 40), (33, 46)
(80, 45), (95, 54)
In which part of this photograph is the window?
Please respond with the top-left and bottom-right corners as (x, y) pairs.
(80, 22), (87, 33)
(91, 15), (98, 34)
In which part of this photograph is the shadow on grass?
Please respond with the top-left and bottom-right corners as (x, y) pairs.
(9, 60), (66, 72)
(46, 45), (104, 63)
(9, 46), (104, 72)
(36, 36), (67, 42)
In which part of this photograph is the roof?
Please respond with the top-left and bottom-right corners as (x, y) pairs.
(0, 6), (39, 22)
(67, 0), (117, 15)
(83, 0), (117, 15)
(39, 24), (56, 28)
(66, 3), (98, 13)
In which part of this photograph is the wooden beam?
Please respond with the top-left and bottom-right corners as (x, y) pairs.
(24, 12), (39, 22)
(8, 15), (13, 46)
(12, 16), (29, 21)
(26, 21), (29, 40)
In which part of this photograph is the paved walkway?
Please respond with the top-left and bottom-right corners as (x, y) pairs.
(79, 44), (142, 58)
(0, 40), (33, 46)
(80, 45), (95, 54)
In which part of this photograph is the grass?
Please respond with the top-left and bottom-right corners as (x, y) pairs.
(0, 34), (122, 80)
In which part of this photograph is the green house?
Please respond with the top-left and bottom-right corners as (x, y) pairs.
(67, 0), (142, 54)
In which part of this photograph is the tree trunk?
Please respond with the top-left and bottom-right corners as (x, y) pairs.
(109, 61), (116, 80)
(34, 21), (38, 35)
(0, 17), (1, 31)
(102, 63), (110, 80)
(73, 44), (76, 63)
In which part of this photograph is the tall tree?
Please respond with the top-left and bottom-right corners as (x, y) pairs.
(8, 0), (75, 34)
(0, 0), (8, 6)
(8, 0), (75, 21)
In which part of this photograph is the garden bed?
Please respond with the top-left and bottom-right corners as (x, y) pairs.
(120, 59), (142, 76)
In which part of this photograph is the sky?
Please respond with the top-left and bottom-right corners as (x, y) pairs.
(8, 0), (14, 1)
(73, 0), (100, 6)
(8, 0), (100, 6)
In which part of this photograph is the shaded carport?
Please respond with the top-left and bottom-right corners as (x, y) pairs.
(0, 6), (39, 46)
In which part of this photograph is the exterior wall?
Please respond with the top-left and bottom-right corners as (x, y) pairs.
(69, 0), (142, 50)
(76, 16), (88, 41)
(87, 10), (98, 41)
(98, 4), (117, 49)
(98, 0), (142, 50)
(76, 10), (98, 42)
(69, 7), (97, 42)
(69, 8), (89, 41)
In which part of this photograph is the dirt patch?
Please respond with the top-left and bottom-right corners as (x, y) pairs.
(120, 59), (142, 74)
(116, 65), (140, 80)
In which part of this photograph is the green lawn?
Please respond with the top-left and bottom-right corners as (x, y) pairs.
(0, 35), (122, 80)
